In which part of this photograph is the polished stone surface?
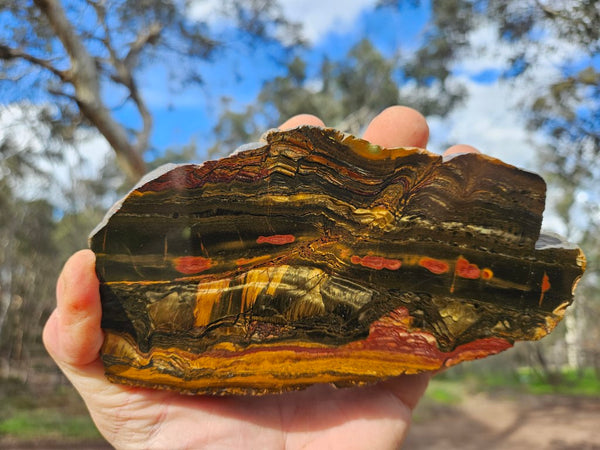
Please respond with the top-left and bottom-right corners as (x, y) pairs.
(90, 126), (585, 395)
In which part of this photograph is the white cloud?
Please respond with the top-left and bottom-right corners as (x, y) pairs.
(453, 20), (583, 78)
(279, 0), (375, 43)
(428, 79), (545, 170)
(188, 0), (376, 44)
(451, 22), (520, 75)
(427, 18), (591, 169)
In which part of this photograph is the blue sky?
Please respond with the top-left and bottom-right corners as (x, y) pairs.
(1, 0), (592, 168)
(113, 1), (433, 154)
(0, 0), (549, 165)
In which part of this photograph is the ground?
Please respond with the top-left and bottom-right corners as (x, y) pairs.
(406, 392), (600, 449)
(0, 388), (598, 449)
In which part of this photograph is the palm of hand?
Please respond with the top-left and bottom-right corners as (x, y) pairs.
(84, 368), (425, 448)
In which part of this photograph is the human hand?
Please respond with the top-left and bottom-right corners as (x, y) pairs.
(43, 106), (479, 449)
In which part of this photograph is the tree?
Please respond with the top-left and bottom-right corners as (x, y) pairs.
(0, 181), (58, 374)
(0, 111), (113, 374)
(395, 0), (598, 371)
(0, 109), (65, 370)
(0, 0), (300, 182)
(396, 0), (599, 176)
(483, 0), (599, 371)
(378, 0), (600, 373)
(209, 35), (466, 156)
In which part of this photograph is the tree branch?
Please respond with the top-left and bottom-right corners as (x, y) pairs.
(0, 43), (70, 82)
(125, 23), (163, 70)
(33, 0), (99, 102)
(89, 0), (154, 161)
(128, 83), (153, 156)
(33, 0), (147, 181)
(47, 86), (77, 102)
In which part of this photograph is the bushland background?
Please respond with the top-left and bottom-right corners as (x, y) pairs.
(0, 1), (598, 448)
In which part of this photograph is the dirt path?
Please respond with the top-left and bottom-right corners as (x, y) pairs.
(1, 393), (598, 449)
(405, 393), (600, 449)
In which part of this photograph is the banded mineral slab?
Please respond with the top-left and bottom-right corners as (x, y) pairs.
(89, 126), (586, 395)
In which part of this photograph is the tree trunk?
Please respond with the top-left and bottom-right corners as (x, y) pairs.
(33, 0), (147, 181)
(564, 305), (581, 370)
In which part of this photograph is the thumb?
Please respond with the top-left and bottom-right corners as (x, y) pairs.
(44, 250), (153, 447)
(43, 249), (104, 370)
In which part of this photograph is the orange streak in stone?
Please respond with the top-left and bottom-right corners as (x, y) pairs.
(542, 273), (551, 292)
(257, 234), (295, 245)
(235, 256), (265, 266)
(351, 255), (402, 270)
(481, 268), (494, 280)
(455, 256), (481, 279)
(418, 257), (449, 274)
(173, 256), (213, 274)
(539, 272), (551, 306)
(101, 305), (514, 395)
(194, 278), (231, 326)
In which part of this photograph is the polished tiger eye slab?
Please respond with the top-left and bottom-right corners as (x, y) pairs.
(89, 126), (585, 395)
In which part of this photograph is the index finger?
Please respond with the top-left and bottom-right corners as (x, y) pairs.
(362, 106), (429, 148)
